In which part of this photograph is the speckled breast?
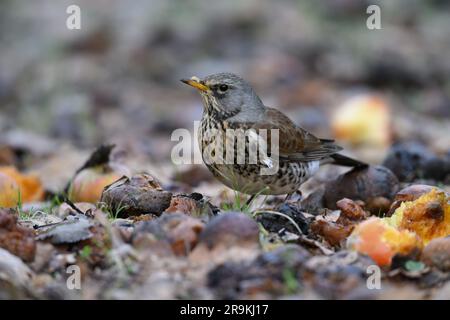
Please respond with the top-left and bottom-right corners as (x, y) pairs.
(199, 116), (319, 195)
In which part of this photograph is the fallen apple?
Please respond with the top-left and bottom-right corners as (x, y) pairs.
(0, 171), (20, 208)
(68, 165), (128, 203)
(347, 217), (421, 267)
(67, 145), (131, 204)
(331, 94), (391, 147)
(0, 166), (44, 207)
(387, 188), (449, 245)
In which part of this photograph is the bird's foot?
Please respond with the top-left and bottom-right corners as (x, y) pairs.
(283, 190), (302, 204)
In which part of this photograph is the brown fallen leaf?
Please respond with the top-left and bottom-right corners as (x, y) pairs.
(336, 198), (369, 223)
(311, 220), (354, 247)
(0, 208), (36, 262)
(165, 193), (218, 217)
(165, 195), (199, 215)
(311, 199), (368, 247)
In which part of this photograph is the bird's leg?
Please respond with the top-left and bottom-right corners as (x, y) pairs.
(284, 190), (302, 203)
(243, 194), (256, 210)
(284, 193), (293, 202)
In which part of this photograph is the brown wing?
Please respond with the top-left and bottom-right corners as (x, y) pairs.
(248, 107), (342, 162)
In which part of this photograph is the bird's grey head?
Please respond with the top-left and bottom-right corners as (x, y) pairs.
(181, 73), (265, 120)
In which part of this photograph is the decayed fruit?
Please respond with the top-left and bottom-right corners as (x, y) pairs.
(331, 94), (391, 147)
(393, 184), (435, 203)
(101, 173), (172, 217)
(421, 237), (450, 272)
(67, 145), (130, 204)
(348, 188), (449, 267)
(0, 172), (19, 208)
(68, 167), (125, 203)
(0, 166), (44, 207)
(386, 184), (435, 216)
(323, 165), (399, 214)
(386, 188), (449, 245)
(347, 217), (421, 267)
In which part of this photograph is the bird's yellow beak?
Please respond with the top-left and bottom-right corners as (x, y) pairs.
(181, 77), (209, 92)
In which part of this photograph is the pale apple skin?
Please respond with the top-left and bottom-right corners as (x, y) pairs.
(331, 94), (391, 147)
(68, 165), (130, 203)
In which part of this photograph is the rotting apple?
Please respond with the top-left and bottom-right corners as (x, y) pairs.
(347, 217), (421, 267)
(331, 94), (391, 148)
(68, 164), (130, 204)
(0, 166), (44, 207)
(0, 171), (20, 208)
(386, 188), (449, 245)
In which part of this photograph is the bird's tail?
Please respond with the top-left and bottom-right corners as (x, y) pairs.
(325, 153), (368, 168)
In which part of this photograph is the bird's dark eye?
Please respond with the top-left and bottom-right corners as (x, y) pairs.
(218, 84), (229, 92)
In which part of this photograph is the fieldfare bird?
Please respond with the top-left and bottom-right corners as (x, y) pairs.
(182, 73), (366, 201)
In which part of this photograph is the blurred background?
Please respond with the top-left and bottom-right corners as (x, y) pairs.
(0, 0), (449, 194)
